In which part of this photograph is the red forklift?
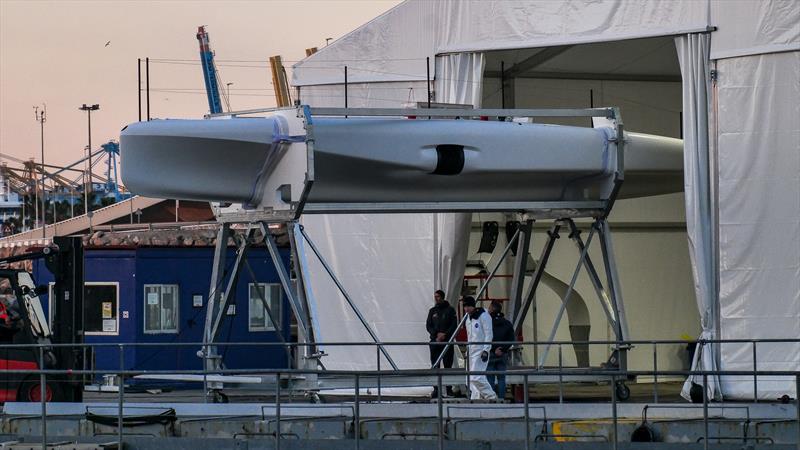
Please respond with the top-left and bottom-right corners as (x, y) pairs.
(0, 236), (86, 402)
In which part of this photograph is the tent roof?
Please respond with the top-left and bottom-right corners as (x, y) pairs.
(293, 0), (797, 87)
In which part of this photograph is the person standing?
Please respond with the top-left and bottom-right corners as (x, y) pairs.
(487, 300), (515, 399)
(426, 289), (456, 398)
(462, 296), (497, 400)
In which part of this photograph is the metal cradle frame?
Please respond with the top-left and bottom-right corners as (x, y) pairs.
(200, 106), (631, 397)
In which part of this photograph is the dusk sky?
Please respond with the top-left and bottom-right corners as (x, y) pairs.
(0, 0), (400, 168)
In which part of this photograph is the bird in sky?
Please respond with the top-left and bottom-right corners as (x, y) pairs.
(105, 41), (111, 47)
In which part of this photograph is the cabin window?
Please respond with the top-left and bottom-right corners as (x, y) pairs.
(84, 282), (119, 336)
(144, 284), (179, 334)
(248, 283), (281, 332)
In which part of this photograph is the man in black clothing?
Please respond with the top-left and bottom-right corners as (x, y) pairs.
(487, 300), (515, 398)
(426, 289), (457, 397)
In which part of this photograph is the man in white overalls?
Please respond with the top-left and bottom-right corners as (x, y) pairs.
(462, 296), (498, 400)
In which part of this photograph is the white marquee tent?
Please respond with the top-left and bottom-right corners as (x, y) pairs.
(292, 0), (799, 400)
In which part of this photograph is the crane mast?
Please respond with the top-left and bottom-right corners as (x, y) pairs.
(196, 26), (223, 115)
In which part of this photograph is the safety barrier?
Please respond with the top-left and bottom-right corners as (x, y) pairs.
(0, 337), (798, 450)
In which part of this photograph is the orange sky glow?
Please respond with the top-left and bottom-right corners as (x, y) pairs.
(0, 0), (400, 168)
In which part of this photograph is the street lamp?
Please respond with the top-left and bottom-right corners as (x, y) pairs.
(79, 103), (99, 214)
(34, 105), (46, 237)
(226, 82), (233, 111)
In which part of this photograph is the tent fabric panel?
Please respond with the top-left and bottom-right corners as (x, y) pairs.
(292, 1), (437, 86)
(717, 50), (800, 400)
(299, 213), (435, 371)
(436, 0), (708, 54)
(675, 33), (720, 401)
(293, 0), (707, 87)
(432, 52), (485, 336)
(710, 0), (800, 60)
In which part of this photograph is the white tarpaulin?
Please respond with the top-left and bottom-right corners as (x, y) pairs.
(710, 0), (800, 60)
(299, 214), (434, 370)
(675, 33), (721, 401)
(293, 0), (708, 87)
(432, 52), (486, 311)
(716, 51), (800, 399)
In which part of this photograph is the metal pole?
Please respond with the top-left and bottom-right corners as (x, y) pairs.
(437, 372), (444, 450)
(376, 346), (381, 402)
(558, 345), (564, 403)
(275, 370), (281, 450)
(137, 58), (142, 122)
(354, 374), (360, 449)
(500, 61), (505, 109)
(87, 108), (92, 199)
(795, 374), (799, 447)
(344, 66), (348, 110)
(426, 56), (431, 109)
(611, 374), (618, 450)
(753, 342), (758, 402)
(146, 57), (150, 121)
(39, 346), (46, 450)
(298, 225), (399, 370)
(513, 223), (561, 334)
(40, 114), (45, 238)
(703, 373), (709, 450)
(524, 374), (530, 450)
(653, 343), (659, 402)
(118, 344), (124, 446)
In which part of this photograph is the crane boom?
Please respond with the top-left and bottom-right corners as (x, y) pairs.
(196, 26), (223, 115)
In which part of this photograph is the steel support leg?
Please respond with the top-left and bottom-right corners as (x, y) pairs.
(261, 223), (311, 342)
(288, 222), (317, 364)
(209, 228), (254, 345)
(508, 219), (533, 320)
(538, 221), (596, 367)
(242, 258), (292, 363)
(202, 223), (231, 394)
(568, 222), (619, 336)
(513, 223), (561, 334)
(598, 219), (629, 369)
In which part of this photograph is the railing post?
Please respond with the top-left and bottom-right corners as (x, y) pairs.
(203, 343), (208, 404)
(703, 373), (709, 450)
(653, 342), (658, 403)
(437, 372), (444, 450)
(376, 346), (381, 403)
(752, 342), (758, 403)
(276, 370), (281, 450)
(39, 346), (46, 450)
(558, 345), (564, 403)
(795, 374), (799, 447)
(118, 344), (124, 447)
(610, 374), (618, 450)
(354, 373), (360, 449)
(524, 374), (530, 450)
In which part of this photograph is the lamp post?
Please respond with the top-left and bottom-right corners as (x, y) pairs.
(34, 105), (46, 237)
(226, 82), (233, 111)
(79, 104), (99, 214)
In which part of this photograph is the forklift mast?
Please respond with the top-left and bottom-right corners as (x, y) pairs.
(45, 236), (85, 378)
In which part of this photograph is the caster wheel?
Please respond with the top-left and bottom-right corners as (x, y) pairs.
(212, 391), (229, 403)
(614, 382), (630, 402)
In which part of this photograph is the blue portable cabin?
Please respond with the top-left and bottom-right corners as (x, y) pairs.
(32, 244), (292, 382)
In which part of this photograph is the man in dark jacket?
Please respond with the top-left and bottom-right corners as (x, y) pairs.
(487, 300), (515, 398)
(426, 289), (457, 397)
